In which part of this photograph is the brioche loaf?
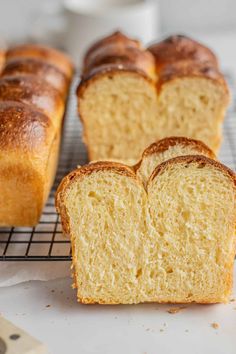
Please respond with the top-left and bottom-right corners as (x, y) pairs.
(0, 44), (73, 226)
(56, 138), (236, 304)
(77, 32), (229, 163)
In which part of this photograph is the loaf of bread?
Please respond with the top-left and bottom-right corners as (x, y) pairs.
(77, 32), (229, 163)
(56, 137), (236, 304)
(0, 44), (73, 226)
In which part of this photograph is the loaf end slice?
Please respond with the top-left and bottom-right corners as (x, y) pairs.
(145, 156), (236, 303)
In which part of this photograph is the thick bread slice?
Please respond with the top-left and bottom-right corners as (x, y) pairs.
(56, 156), (236, 304)
(135, 136), (216, 185)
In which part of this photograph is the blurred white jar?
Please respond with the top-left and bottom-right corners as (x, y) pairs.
(31, 0), (160, 64)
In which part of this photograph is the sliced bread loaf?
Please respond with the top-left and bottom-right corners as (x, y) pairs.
(56, 141), (235, 304)
(77, 32), (229, 163)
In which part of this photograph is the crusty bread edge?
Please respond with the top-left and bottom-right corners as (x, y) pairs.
(134, 136), (216, 172)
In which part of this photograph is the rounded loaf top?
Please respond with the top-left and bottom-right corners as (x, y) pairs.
(6, 44), (74, 79)
(84, 31), (141, 67)
(2, 57), (69, 98)
(0, 75), (64, 127)
(83, 46), (155, 79)
(148, 34), (218, 71)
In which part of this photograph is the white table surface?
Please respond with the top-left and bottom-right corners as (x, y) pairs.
(1, 31), (236, 354)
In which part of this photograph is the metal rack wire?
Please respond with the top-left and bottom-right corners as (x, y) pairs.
(0, 72), (235, 261)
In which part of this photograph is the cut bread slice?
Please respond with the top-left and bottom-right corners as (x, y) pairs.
(77, 32), (230, 163)
(56, 156), (236, 304)
(135, 136), (216, 185)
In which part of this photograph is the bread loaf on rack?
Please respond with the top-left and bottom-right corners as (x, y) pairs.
(56, 138), (236, 304)
(0, 44), (73, 226)
(77, 32), (229, 163)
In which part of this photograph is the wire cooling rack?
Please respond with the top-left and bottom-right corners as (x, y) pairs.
(0, 72), (236, 261)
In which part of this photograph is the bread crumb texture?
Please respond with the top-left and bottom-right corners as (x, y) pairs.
(167, 306), (186, 314)
(56, 139), (236, 305)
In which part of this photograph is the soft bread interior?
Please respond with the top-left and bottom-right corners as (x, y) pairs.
(144, 159), (236, 303)
(58, 158), (236, 304)
(79, 72), (158, 162)
(79, 74), (228, 163)
(62, 169), (147, 304)
(157, 78), (227, 151)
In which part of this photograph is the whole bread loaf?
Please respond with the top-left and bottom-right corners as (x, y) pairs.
(0, 44), (73, 226)
(77, 32), (229, 163)
(56, 137), (236, 304)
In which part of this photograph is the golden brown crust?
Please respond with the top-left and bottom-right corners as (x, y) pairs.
(148, 34), (218, 72)
(144, 136), (215, 159)
(0, 101), (53, 152)
(82, 31), (155, 80)
(133, 136), (216, 173)
(157, 60), (229, 95)
(83, 46), (155, 79)
(84, 31), (140, 67)
(150, 155), (236, 187)
(56, 161), (136, 199)
(0, 75), (64, 126)
(77, 65), (154, 99)
(0, 43), (73, 226)
(6, 44), (74, 79)
(0, 50), (5, 73)
(2, 57), (69, 98)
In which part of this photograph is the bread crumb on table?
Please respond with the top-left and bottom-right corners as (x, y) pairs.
(167, 306), (186, 314)
(211, 322), (219, 329)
